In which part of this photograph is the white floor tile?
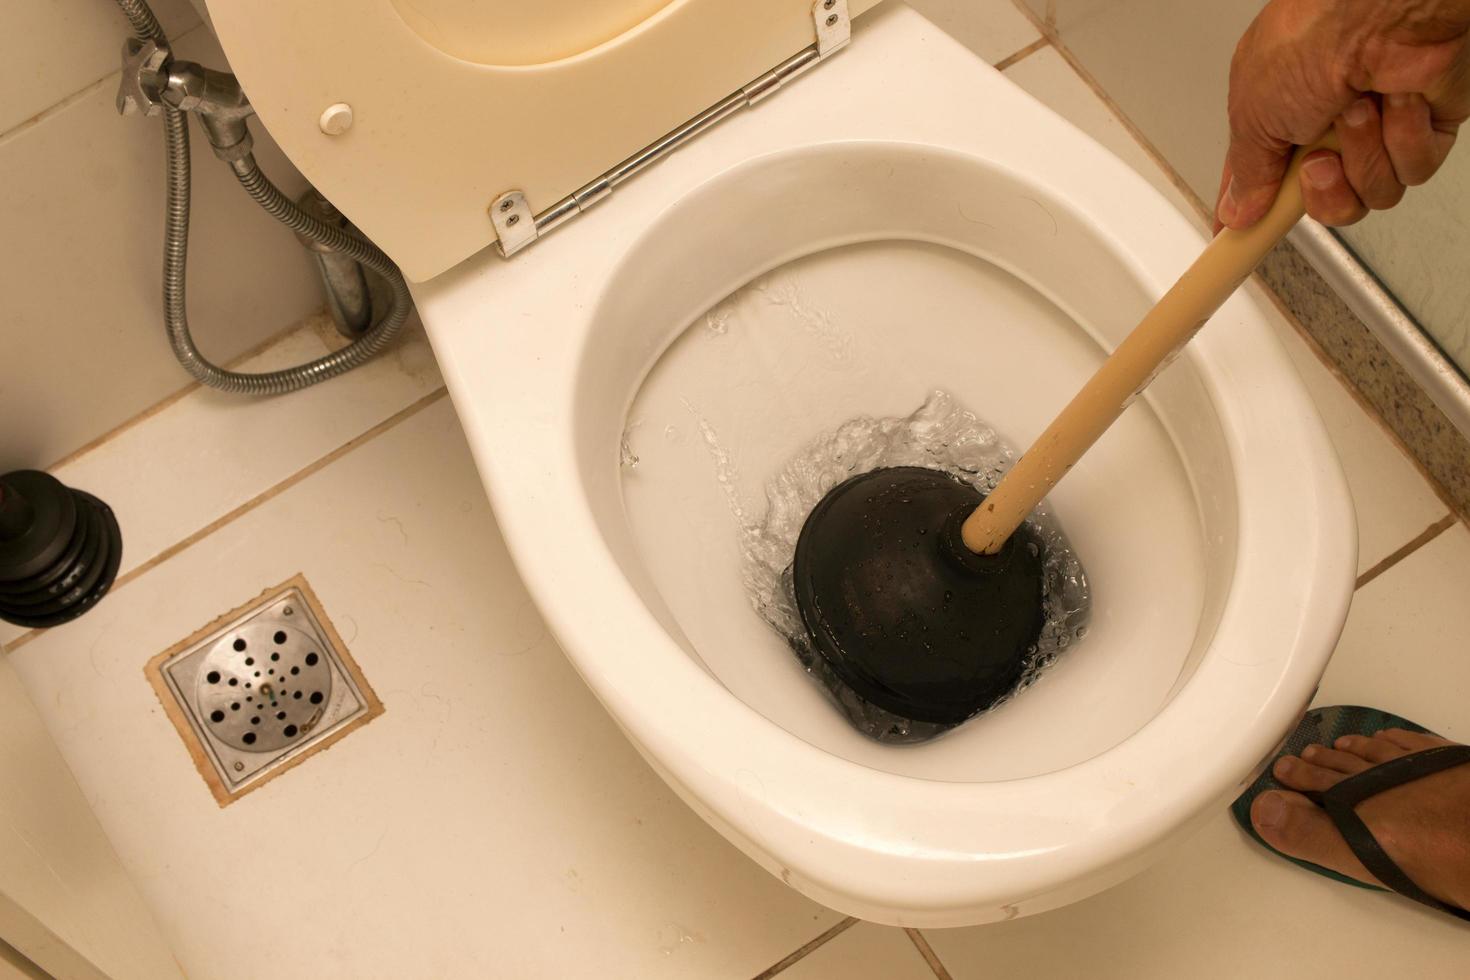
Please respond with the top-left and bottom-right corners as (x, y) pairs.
(8, 399), (839, 980)
(906, 0), (1041, 64)
(779, 923), (938, 979)
(0, 314), (442, 650)
(1314, 521), (1470, 736)
(926, 524), (1470, 978)
(1002, 46), (1203, 225)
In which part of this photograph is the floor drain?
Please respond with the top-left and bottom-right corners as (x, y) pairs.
(147, 575), (382, 804)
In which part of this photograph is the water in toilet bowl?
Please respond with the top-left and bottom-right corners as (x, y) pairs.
(742, 390), (1092, 744)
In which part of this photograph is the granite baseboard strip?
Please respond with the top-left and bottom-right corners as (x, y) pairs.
(1288, 223), (1470, 439)
(1259, 240), (1470, 523)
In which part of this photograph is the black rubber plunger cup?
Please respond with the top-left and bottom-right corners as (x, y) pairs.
(0, 470), (123, 629)
(791, 466), (1045, 726)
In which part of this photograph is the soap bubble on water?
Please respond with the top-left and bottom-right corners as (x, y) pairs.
(737, 390), (1093, 743)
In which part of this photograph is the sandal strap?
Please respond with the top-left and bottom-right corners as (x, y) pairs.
(1320, 744), (1470, 921)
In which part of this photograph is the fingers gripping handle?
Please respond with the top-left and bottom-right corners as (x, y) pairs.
(961, 139), (1335, 555)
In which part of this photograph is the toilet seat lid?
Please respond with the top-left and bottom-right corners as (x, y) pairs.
(205, 0), (881, 281)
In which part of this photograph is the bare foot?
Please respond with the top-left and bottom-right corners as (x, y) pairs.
(1250, 728), (1470, 912)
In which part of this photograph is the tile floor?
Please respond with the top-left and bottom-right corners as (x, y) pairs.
(5, 2), (1469, 977)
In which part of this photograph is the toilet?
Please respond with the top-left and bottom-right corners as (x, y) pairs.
(208, 1), (1357, 925)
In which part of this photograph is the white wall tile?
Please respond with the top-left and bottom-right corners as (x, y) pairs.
(0, 0), (200, 135)
(1, 26), (326, 471)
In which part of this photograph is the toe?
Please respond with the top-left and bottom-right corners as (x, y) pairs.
(1374, 728), (1453, 752)
(1273, 755), (1351, 792)
(1300, 743), (1374, 775)
(1251, 790), (1381, 887)
(1334, 734), (1407, 764)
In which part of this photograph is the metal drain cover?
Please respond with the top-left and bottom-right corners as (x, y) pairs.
(196, 621), (333, 752)
(147, 577), (383, 804)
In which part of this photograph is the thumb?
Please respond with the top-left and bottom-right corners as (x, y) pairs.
(1218, 117), (1294, 229)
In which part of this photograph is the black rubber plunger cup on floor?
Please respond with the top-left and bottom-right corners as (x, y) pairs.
(0, 470), (123, 629)
(790, 142), (1334, 728)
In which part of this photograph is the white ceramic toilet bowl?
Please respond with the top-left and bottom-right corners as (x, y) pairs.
(413, 5), (1356, 926)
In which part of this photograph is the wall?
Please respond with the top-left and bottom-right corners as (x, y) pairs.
(1021, 0), (1470, 375)
(1, 0), (324, 471)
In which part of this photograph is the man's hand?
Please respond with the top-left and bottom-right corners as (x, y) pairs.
(1218, 0), (1470, 231)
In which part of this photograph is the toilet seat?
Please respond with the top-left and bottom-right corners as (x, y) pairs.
(209, 1), (1356, 925)
(206, 0), (881, 280)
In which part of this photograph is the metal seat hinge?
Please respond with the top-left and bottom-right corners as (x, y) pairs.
(490, 190), (537, 258)
(813, 0), (852, 58)
(490, 0), (853, 259)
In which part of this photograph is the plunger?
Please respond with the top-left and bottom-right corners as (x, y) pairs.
(793, 143), (1330, 726)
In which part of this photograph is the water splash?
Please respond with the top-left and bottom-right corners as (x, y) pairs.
(740, 390), (1092, 743)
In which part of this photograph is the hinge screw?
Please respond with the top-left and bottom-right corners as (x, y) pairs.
(506, 214), (521, 226)
(826, 13), (838, 25)
(499, 199), (515, 212)
(824, 0), (835, 7)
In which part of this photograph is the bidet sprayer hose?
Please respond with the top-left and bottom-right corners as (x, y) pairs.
(114, 0), (410, 395)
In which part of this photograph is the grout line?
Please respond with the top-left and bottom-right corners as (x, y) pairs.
(1037, 35), (1214, 227)
(44, 309), (329, 473)
(993, 37), (1052, 73)
(750, 917), (859, 979)
(905, 929), (956, 980)
(4, 386), (448, 656)
(0, 72), (118, 147)
(1354, 513), (1458, 591)
(1045, 1), (1058, 30)
(0, 21), (208, 146)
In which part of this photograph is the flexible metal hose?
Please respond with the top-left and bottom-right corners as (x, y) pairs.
(116, 0), (410, 394)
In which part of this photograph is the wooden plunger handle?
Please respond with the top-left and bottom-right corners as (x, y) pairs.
(962, 141), (1335, 555)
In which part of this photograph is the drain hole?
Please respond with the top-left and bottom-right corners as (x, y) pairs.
(210, 710), (225, 722)
(268, 669), (275, 675)
(243, 732), (256, 745)
(276, 711), (286, 720)
(228, 678), (238, 686)
(284, 725), (298, 738)
(245, 682), (252, 689)
(270, 652), (280, 661)
(251, 716), (260, 725)
(231, 702), (240, 711)
(310, 691), (323, 705)
(233, 638), (246, 652)
(206, 670), (221, 683)
(273, 630), (287, 644)
(293, 691), (302, 700)
(290, 666), (299, 675)
(305, 652), (319, 666)
(244, 657), (254, 666)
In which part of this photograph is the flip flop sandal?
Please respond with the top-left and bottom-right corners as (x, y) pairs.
(1231, 704), (1470, 921)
